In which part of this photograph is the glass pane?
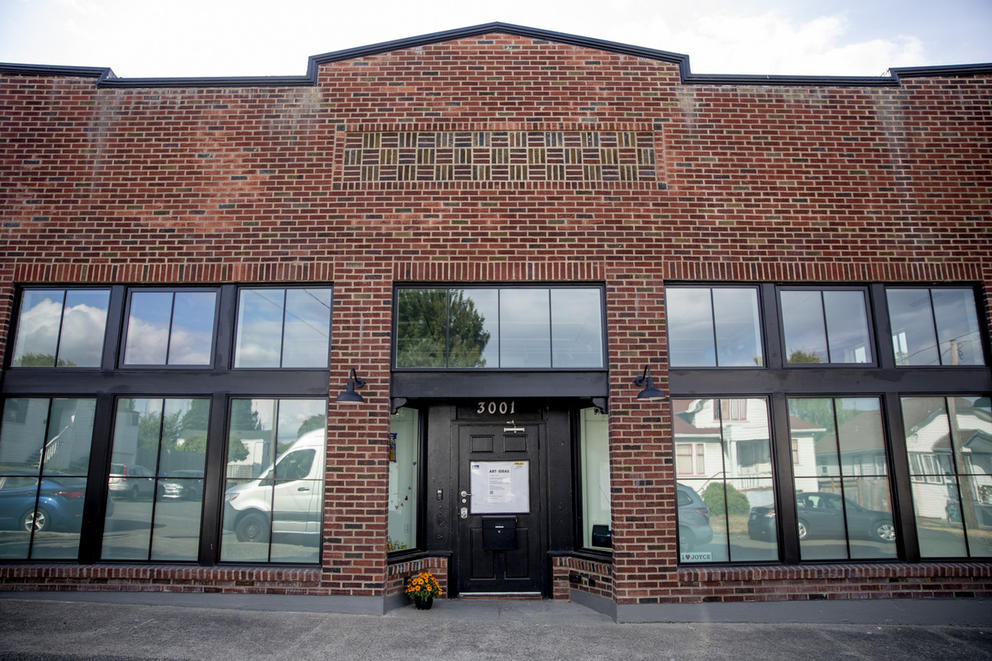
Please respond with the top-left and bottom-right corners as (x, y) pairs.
(157, 399), (208, 476)
(276, 400), (326, 458)
(234, 289), (285, 368)
(227, 399), (276, 479)
(788, 398), (839, 478)
(30, 476), (88, 559)
(551, 288), (603, 368)
(712, 288), (763, 367)
(678, 480), (728, 563)
(823, 291), (871, 363)
(102, 478), (154, 559)
(931, 289), (984, 366)
(836, 398), (886, 476)
(902, 397), (954, 476)
(887, 288), (938, 366)
(913, 479), (967, 557)
(845, 476), (897, 560)
(167, 292), (216, 365)
(110, 399), (162, 485)
(124, 292), (174, 365)
(58, 290), (109, 367)
(960, 474), (992, 557)
(11, 290), (64, 366)
(389, 408), (419, 552)
(42, 398), (96, 476)
(270, 479), (321, 563)
(731, 477), (778, 561)
(795, 486), (847, 561)
(580, 408), (610, 550)
(281, 288), (332, 368)
(0, 398), (48, 472)
(221, 479), (272, 562)
(666, 288), (715, 367)
(721, 398), (772, 479)
(395, 289), (447, 367)
(781, 290), (827, 364)
(499, 289), (550, 368)
(0, 476), (37, 558)
(952, 397), (992, 477)
(150, 480), (203, 561)
(448, 289), (498, 368)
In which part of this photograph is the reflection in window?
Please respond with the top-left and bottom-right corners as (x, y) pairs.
(395, 287), (604, 369)
(101, 398), (208, 561)
(781, 290), (872, 364)
(902, 396), (992, 558)
(388, 408), (419, 552)
(580, 408), (611, 550)
(888, 288), (984, 366)
(221, 398), (326, 563)
(234, 288), (332, 368)
(11, 289), (110, 367)
(0, 398), (95, 559)
(673, 398), (777, 563)
(666, 287), (763, 367)
(124, 290), (217, 366)
(788, 397), (896, 560)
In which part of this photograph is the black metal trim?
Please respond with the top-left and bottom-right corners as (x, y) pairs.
(3, 23), (989, 90)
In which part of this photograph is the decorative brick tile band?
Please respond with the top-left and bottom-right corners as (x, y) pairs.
(340, 129), (658, 188)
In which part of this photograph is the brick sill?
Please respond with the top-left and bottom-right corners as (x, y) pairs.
(679, 561), (992, 582)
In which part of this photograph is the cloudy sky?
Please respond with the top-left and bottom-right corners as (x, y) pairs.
(1, 0), (990, 78)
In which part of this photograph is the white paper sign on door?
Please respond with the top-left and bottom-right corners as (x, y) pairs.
(469, 461), (529, 513)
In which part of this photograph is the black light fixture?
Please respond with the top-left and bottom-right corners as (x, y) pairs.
(633, 365), (666, 401)
(336, 368), (367, 403)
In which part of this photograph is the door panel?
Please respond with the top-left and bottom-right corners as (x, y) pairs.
(456, 423), (544, 594)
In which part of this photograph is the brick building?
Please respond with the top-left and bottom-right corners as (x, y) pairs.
(0, 23), (990, 620)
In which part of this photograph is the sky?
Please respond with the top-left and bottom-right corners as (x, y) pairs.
(0, 0), (990, 78)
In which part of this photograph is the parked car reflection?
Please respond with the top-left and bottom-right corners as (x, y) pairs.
(748, 491), (895, 543)
(677, 482), (714, 551)
(157, 470), (204, 500)
(0, 474), (90, 533)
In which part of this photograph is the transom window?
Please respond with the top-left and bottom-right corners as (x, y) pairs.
(887, 288), (985, 366)
(394, 286), (604, 369)
(10, 289), (110, 367)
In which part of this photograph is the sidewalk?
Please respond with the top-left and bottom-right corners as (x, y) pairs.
(0, 594), (990, 660)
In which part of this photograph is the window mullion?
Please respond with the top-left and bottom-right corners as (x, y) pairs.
(770, 394), (800, 564)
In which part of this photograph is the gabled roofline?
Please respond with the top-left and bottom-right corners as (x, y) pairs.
(2, 22), (990, 89)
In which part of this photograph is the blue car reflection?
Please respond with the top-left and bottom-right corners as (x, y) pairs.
(0, 474), (90, 532)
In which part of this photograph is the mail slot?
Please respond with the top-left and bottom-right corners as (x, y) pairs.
(482, 516), (517, 550)
(591, 524), (612, 548)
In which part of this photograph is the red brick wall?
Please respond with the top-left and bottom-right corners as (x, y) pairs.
(386, 556), (449, 600)
(1, 32), (990, 604)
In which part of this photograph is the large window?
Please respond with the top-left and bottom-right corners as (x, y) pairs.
(10, 289), (109, 367)
(788, 397), (895, 560)
(0, 398), (95, 559)
(395, 286), (604, 369)
(102, 398), (208, 561)
(902, 396), (992, 558)
(888, 288), (985, 366)
(666, 286), (763, 367)
(1, 284), (332, 566)
(221, 398), (326, 564)
(388, 407), (420, 552)
(667, 282), (989, 564)
(674, 398), (777, 563)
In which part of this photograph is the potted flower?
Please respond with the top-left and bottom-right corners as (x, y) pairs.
(405, 571), (442, 610)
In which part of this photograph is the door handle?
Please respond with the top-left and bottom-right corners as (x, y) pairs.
(460, 490), (471, 498)
(297, 487), (310, 492)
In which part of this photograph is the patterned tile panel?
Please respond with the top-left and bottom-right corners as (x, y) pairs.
(340, 129), (658, 186)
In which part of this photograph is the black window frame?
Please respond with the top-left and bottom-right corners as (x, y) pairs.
(0, 283), (333, 567)
(885, 286), (988, 368)
(6, 287), (112, 370)
(120, 287), (221, 369)
(386, 404), (428, 559)
(232, 285), (334, 371)
(664, 284), (767, 369)
(777, 285), (877, 367)
(391, 283), (608, 371)
(668, 281), (992, 566)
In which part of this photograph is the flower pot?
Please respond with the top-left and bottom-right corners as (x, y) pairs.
(413, 595), (434, 610)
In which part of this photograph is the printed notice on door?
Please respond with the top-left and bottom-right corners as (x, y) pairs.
(469, 461), (529, 514)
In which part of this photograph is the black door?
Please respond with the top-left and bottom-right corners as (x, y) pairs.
(455, 422), (544, 595)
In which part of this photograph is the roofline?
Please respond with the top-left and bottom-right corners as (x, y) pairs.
(2, 22), (991, 89)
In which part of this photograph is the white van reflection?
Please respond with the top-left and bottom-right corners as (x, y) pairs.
(223, 430), (324, 544)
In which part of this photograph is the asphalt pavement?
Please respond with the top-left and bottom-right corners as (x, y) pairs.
(1, 595), (990, 660)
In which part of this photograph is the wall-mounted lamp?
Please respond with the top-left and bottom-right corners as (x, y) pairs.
(633, 365), (666, 401)
(336, 368), (367, 403)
